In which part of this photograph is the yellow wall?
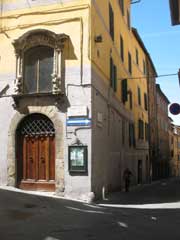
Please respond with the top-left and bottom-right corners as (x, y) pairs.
(91, 0), (149, 142)
(0, 0), (91, 81)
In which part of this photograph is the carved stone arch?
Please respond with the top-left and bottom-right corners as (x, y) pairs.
(12, 29), (68, 52)
(7, 106), (64, 192)
(12, 29), (69, 94)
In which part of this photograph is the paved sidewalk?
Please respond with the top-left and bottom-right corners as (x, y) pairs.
(96, 178), (180, 206)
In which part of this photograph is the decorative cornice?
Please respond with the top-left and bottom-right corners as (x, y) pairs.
(12, 29), (69, 53)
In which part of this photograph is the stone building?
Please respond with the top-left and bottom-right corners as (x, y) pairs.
(0, 0), (158, 200)
(169, 122), (180, 176)
(156, 84), (170, 179)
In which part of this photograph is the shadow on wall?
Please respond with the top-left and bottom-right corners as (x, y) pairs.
(64, 37), (77, 60)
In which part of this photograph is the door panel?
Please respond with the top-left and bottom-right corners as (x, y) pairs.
(17, 114), (56, 191)
(25, 137), (37, 180)
(38, 137), (49, 181)
(49, 136), (55, 180)
(19, 135), (55, 191)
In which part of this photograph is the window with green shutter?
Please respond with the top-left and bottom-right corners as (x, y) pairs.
(121, 79), (128, 103)
(136, 48), (139, 65)
(110, 58), (117, 92)
(129, 123), (135, 147)
(129, 91), (133, 109)
(145, 122), (149, 141)
(109, 3), (114, 41)
(138, 119), (144, 140)
(120, 35), (124, 62)
(113, 64), (117, 92)
(110, 57), (114, 88)
(143, 60), (146, 75)
(127, 10), (131, 30)
(144, 93), (148, 110)
(119, 0), (124, 15)
(128, 52), (132, 74)
(138, 87), (141, 105)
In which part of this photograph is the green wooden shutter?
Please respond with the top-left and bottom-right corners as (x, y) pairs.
(113, 64), (117, 92)
(110, 57), (114, 87)
(109, 3), (114, 41)
(122, 79), (128, 103)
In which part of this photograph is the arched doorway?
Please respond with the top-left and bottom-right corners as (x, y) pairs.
(16, 113), (55, 191)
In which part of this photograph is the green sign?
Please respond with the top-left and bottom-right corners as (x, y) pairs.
(68, 146), (88, 173)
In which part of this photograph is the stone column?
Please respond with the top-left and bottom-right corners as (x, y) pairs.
(52, 48), (62, 94)
(14, 52), (23, 94)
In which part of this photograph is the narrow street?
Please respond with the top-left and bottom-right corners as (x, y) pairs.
(1, 178), (180, 240)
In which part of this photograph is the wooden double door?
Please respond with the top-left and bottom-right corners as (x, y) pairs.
(17, 114), (55, 191)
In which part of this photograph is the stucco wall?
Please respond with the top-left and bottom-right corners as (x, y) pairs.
(0, 1), (92, 200)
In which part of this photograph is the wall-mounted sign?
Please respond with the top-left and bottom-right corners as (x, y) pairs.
(67, 106), (88, 117)
(67, 118), (91, 126)
(169, 103), (180, 115)
(68, 146), (88, 173)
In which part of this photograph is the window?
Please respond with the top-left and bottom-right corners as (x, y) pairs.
(145, 122), (149, 141)
(24, 46), (53, 93)
(109, 3), (114, 41)
(129, 91), (133, 109)
(113, 65), (117, 92)
(121, 78), (128, 103)
(13, 29), (68, 95)
(144, 93), (148, 110)
(110, 57), (114, 88)
(171, 150), (174, 157)
(138, 87), (141, 105)
(110, 58), (117, 92)
(120, 35), (124, 62)
(128, 52), (132, 74)
(127, 10), (131, 29)
(138, 119), (144, 140)
(143, 60), (146, 75)
(119, 0), (124, 15)
(122, 120), (125, 145)
(135, 48), (139, 65)
(129, 123), (135, 147)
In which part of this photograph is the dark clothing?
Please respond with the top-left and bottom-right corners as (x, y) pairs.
(123, 169), (132, 192)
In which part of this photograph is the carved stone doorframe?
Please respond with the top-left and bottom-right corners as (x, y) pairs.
(7, 106), (64, 193)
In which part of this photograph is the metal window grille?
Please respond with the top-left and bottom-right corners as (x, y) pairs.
(19, 114), (55, 136)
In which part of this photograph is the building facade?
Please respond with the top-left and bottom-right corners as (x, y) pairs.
(169, 123), (180, 176)
(156, 84), (170, 179)
(0, 0), (158, 200)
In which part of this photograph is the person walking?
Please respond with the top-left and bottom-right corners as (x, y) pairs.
(123, 168), (132, 192)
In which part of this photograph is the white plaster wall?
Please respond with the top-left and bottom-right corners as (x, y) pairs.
(0, 3), (92, 200)
(91, 68), (135, 197)
(0, 97), (15, 185)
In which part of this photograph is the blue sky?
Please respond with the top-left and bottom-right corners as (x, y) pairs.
(131, 0), (180, 125)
